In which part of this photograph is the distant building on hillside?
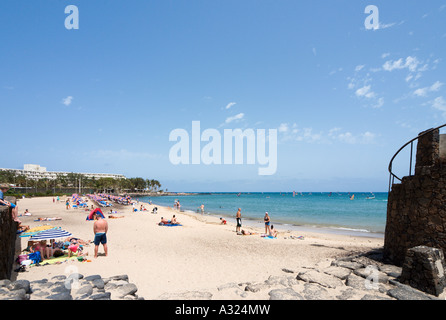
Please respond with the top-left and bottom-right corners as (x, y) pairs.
(0, 164), (126, 181)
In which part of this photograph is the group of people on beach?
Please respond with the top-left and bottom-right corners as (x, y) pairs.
(235, 208), (278, 238)
(159, 214), (181, 225)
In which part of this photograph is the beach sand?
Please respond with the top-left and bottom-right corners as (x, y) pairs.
(13, 196), (384, 300)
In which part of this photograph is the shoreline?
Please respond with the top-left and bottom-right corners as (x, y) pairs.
(180, 208), (384, 239)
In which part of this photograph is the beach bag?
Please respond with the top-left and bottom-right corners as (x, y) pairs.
(28, 252), (42, 264)
(16, 254), (28, 264)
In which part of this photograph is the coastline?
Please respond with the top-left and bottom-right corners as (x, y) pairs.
(13, 196), (384, 300)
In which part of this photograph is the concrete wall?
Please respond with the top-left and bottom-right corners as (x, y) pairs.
(384, 129), (446, 266)
(0, 197), (17, 280)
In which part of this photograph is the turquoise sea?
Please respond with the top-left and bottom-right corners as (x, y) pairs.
(139, 192), (388, 237)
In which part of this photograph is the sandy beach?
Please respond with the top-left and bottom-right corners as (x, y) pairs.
(13, 196), (384, 300)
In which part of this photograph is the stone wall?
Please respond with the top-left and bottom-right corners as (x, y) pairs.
(384, 129), (446, 266)
(0, 197), (17, 280)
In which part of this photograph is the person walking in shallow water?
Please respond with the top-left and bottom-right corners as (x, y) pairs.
(236, 208), (242, 234)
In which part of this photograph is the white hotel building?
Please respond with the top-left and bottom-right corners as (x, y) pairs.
(0, 164), (126, 181)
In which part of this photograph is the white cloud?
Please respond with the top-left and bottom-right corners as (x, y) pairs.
(381, 53), (390, 59)
(382, 56), (420, 72)
(279, 124), (376, 145)
(225, 113), (244, 124)
(414, 81), (443, 97)
(431, 96), (446, 112)
(355, 65), (365, 72)
(278, 123), (289, 133)
(355, 85), (375, 98)
(372, 97), (384, 109)
(62, 96), (73, 106)
(225, 102), (236, 110)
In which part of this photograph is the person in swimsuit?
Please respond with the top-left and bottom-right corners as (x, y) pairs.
(264, 212), (271, 235)
(93, 212), (108, 258)
(236, 208), (242, 234)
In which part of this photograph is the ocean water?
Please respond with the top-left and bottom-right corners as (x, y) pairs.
(139, 192), (388, 236)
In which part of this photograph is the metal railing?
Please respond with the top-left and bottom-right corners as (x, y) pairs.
(388, 123), (446, 192)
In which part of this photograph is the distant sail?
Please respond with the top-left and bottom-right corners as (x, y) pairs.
(350, 194), (355, 200)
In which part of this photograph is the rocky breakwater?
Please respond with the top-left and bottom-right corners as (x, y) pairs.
(0, 274), (144, 300)
(157, 248), (445, 300)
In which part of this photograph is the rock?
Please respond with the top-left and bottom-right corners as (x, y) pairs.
(353, 267), (389, 284)
(378, 264), (402, 278)
(92, 278), (105, 290)
(0, 274), (143, 300)
(322, 266), (351, 280)
(90, 292), (111, 300)
(265, 275), (299, 287)
(8, 280), (31, 293)
(336, 288), (360, 300)
(331, 260), (364, 270)
(387, 280), (441, 300)
(118, 283), (138, 297)
(0, 288), (27, 300)
(46, 292), (72, 300)
(217, 283), (239, 291)
(245, 282), (271, 293)
(72, 284), (93, 298)
(106, 275), (129, 282)
(281, 268), (295, 274)
(399, 246), (446, 296)
(302, 283), (331, 300)
(361, 294), (394, 300)
(268, 288), (303, 300)
(84, 274), (102, 282)
(296, 270), (344, 289)
(0, 280), (11, 288)
(346, 273), (372, 291)
(158, 291), (213, 300)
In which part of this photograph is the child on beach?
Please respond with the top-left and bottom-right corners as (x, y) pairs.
(220, 217), (227, 225)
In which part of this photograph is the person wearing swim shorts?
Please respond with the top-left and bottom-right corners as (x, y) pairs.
(93, 212), (108, 258)
(236, 208), (242, 234)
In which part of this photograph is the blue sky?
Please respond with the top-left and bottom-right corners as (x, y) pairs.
(1, 0), (446, 192)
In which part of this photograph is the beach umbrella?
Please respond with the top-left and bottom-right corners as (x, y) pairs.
(19, 225), (56, 238)
(29, 228), (72, 241)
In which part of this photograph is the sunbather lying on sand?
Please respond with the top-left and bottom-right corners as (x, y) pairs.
(108, 215), (124, 219)
(241, 229), (257, 235)
(35, 217), (62, 221)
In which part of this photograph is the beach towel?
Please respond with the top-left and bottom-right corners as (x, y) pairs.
(262, 235), (276, 239)
(38, 255), (79, 266)
(159, 223), (182, 227)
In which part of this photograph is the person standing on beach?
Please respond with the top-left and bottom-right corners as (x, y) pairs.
(93, 213), (108, 258)
(264, 212), (271, 235)
(200, 204), (204, 214)
(236, 208), (242, 234)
